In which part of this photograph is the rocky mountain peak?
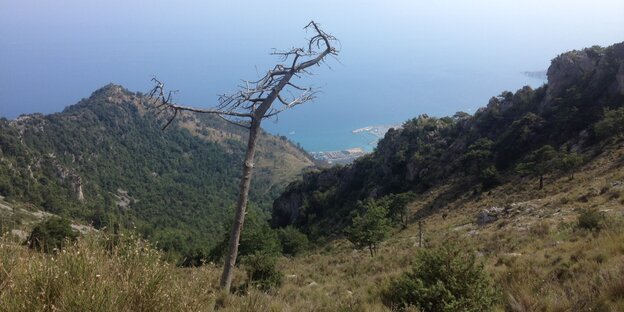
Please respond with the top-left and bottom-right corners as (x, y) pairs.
(546, 46), (602, 99)
(541, 42), (624, 112)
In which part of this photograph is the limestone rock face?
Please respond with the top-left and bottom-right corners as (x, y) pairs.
(476, 206), (503, 226)
(605, 43), (624, 95)
(542, 42), (624, 112)
(616, 63), (624, 95)
(272, 191), (304, 226)
(544, 49), (599, 106)
(75, 177), (85, 203)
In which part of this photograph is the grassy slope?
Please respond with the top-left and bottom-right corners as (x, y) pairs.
(269, 141), (624, 311)
(2, 142), (623, 311)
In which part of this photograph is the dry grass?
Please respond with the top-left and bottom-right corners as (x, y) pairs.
(0, 232), (390, 311)
(0, 233), (221, 311)
(400, 144), (624, 312)
(2, 146), (624, 311)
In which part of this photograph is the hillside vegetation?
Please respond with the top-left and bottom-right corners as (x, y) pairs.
(273, 42), (624, 239)
(1, 43), (623, 311)
(0, 85), (314, 257)
(1, 142), (623, 311)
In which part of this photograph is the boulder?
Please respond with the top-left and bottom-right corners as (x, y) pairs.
(476, 207), (502, 226)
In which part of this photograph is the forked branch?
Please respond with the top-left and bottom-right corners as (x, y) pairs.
(145, 20), (337, 293)
(147, 20), (337, 129)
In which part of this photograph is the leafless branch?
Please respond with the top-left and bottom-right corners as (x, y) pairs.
(161, 107), (178, 130)
(146, 20), (336, 129)
(144, 21), (338, 292)
(216, 114), (250, 129)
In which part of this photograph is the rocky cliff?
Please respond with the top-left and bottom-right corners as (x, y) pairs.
(272, 42), (624, 237)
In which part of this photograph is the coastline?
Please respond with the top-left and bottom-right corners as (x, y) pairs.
(310, 124), (402, 164)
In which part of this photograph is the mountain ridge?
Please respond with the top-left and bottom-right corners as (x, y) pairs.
(0, 83), (315, 256)
(272, 41), (624, 237)
(2, 42), (624, 311)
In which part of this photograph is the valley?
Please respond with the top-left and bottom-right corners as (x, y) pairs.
(0, 8), (623, 310)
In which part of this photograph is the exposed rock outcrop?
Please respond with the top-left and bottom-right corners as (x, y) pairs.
(543, 43), (624, 112)
(476, 207), (502, 226)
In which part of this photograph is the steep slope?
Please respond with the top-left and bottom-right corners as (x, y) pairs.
(2, 43), (624, 312)
(262, 142), (624, 311)
(0, 84), (314, 255)
(273, 42), (624, 237)
(2, 130), (623, 311)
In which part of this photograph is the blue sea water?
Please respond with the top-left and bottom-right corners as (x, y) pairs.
(2, 1), (620, 156)
(278, 124), (383, 153)
(263, 73), (546, 153)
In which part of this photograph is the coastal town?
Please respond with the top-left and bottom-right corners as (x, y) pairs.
(310, 124), (402, 164)
(310, 147), (367, 165)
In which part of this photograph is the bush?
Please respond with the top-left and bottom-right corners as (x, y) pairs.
(242, 251), (283, 291)
(577, 208), (605, 231)
(346, 199), (391, 257)
(27, 218), (78, 253)
(386, 192), (417, 228)
(277, 226), (310, 257)
(479, 166), (500, 189)
(208, 210), (281, 263)
(594, 106), (624, 140)
(381, 243), (498, 311)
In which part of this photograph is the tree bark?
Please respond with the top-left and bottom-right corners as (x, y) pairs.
(220, 73), (295, 291)
(418, 220), (424, 248)
(401, 210), (407, 229)
(148, 22), (337, 294)
(219, 117), (261, 291)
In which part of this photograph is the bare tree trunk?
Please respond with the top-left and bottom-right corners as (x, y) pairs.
(539, 175), (544, 190)
(219, 117), (261, 291)
(147, 21), (337, 293)
(401, 211), (407, 229)
(418, 220), (424, 248)
(219, 75), (292, 290)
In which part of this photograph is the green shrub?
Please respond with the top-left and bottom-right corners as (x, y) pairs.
(277, 226), (310, 257)
(479, 166), (500, 189)
(381, 243), (498, 311)
(577, 208), (605, 231)
(346, 199), (391, 257)
(27, 218), (78, 253)
(386, 192), (417, 228)
(594, 106), (624, 140)
(242, 251), (283, 291)
(208, 209), (281, 263)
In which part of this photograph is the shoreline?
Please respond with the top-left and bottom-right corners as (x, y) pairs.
(310, 124), (402, 164)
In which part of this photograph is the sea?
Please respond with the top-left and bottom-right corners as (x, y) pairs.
(263, 72), (547, 154)
(273, 123), (386, 153)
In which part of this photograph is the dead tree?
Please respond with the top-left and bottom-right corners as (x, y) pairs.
(148, 21), (337, 291)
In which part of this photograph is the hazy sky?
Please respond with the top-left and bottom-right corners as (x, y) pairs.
(1, 1), (623, 149)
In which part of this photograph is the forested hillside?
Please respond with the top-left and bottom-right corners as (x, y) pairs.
(273, 42), (624, 238)
(2, 42), (624, 312)
(0, 84), (314, 256)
